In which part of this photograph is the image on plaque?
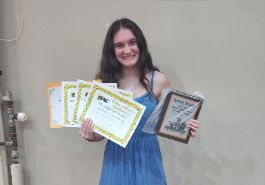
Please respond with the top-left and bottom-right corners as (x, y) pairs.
(165, 117), (186, 135)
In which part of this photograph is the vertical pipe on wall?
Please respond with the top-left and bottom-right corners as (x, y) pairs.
(0, 97), (9, 185)
(1, 91), (26, 185)
(10, 164), (24, 185)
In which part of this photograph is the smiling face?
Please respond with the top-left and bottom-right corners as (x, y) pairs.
(113, 28), (140, 68)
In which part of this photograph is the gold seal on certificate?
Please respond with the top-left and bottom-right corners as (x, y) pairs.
(156, 90), (203, 144)
(80, 82), (146, 148)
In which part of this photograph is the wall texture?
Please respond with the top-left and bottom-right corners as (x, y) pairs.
(0, 0), (265, 185)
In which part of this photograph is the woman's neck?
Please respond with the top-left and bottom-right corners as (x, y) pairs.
(120, 66), (140, 81)
(118, 66), (141, 91)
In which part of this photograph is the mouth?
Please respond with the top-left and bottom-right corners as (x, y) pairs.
(122, 55), (136, 60)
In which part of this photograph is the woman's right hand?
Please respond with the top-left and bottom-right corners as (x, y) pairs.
(79, 118), (96, 141)
(79, 118), (105, 142)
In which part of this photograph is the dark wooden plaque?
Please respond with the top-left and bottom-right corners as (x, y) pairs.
(156, 90), (204, 144)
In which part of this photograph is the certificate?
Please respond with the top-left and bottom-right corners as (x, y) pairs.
(62, 81), (77, 126)
(73, 80), (119, 124)
(92, 80), (133, 99)
(81, 82), (146, 147)
(72, 80), (93, 124)
(46, 82), (63, 128)
(156, 90), (203, 144)
(114, 88), (134, 99)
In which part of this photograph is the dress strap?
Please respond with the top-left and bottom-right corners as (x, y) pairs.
(150, 70), (155, 92)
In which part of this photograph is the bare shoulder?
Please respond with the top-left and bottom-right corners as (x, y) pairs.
(153, 71), (170, 101)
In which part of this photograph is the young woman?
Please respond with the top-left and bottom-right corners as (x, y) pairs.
(79, 18), (199, 185)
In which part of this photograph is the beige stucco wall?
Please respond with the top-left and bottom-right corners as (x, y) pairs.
(1, 0), (265, 185)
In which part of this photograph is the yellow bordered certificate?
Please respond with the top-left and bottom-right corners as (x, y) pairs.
(81, 82), (146, 148)
(112, 87), (134, 99)
(92, 80), (133, 99)
(62, 81), (77, 126)
(72, 80), (93, 124)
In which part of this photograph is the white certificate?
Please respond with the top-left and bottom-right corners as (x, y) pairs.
(92, 80), (133, 99)
(72, 80), (93, 124)
(112, 87), (134, 99)
(82, 82), (146, 148)
(46, 82), (63, 128)
(62, 81), (77, 126)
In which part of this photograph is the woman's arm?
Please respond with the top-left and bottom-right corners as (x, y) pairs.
(152, 71), (170, 102)
(79, 118), (105, 142)
(153, 71), (199, 137)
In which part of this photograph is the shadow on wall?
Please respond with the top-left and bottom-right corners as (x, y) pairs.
(159, 107), (255, 185)
(160, 137), (255, 184)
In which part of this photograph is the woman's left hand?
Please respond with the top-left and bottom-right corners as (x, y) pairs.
(188, 119), (199, 137)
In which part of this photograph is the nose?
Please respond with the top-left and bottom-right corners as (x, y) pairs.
(124, 45), (131, 54)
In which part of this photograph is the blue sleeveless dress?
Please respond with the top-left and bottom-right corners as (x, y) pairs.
(99, 71), (167, 185)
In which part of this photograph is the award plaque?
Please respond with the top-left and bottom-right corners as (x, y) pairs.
(156, 90), (204, 144)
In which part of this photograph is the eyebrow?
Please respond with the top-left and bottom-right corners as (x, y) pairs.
(130, 38), (137, 42)
(113, 38), (137, 45)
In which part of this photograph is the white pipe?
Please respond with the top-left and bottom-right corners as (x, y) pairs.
(11, 164), (24, 185)
(0, 157), (4, 185)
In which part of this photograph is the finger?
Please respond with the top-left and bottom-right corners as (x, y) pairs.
(188, 123), (198, 129)
(190, 119), (199, 125)
(80, 118), (88, 133)
(188, 121), (199, 128)
(83, 121), (91, 138)
(85, 120), (95, 140)
(87, 119), (93, 133)
(188, 122), (198, 129)
(189, 127), (197, 134)
(82, 120), (92, 139)
(190, 130), (196, 137)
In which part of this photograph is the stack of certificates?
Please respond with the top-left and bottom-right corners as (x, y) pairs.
(46, 80), (146, 147)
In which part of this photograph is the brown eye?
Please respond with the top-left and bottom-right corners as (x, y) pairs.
(129, 40), (137, 46)
(114, 43), (123, 48)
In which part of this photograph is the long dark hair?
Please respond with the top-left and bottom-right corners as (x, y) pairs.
(96, 18), (159, 92)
